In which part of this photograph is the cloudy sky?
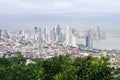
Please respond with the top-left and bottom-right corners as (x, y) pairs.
(0, 0), (120, 34)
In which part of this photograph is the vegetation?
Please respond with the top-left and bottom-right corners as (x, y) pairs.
(0, 54), (117, 80)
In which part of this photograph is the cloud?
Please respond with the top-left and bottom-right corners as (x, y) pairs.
(0, 0), (120, 15)
(0, 0), (36, 14)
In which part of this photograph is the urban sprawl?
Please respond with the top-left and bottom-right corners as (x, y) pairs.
(0, 25), (120, 68)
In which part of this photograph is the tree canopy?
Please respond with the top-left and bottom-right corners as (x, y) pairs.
(0, 54), (117, 80)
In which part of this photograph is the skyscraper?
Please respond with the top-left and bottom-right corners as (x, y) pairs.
(0, 29), (1, 40)
(50, 27), (56, 41)
(65, 26), (77, 47)
(71, 34), (77, 47)
(34, 27), (38, 34)
(37, 28), (42, 41)
(56, 25), (60, 35)
(56, 25), (62, 42)
(65, 26), (72, 46)
(18, 30), (23, 38)
(86, 30), (93, 48)
(4, 29), (9, 38)
(95, 26), (101, 39)
(18, 30), (22, 35)
(43, 27), (51, 42)
(50, 29), (55, 41)
(33, 27), (38, 41)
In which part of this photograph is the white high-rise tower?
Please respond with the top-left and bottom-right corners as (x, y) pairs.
(71, 34), (77, 47)
(65, 26), (72, 46)
(65, 26), (77, 47)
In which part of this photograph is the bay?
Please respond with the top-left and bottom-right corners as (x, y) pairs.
(93, 37), (120, 50)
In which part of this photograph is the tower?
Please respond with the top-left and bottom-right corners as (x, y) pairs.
(50, 28), (55, 41)
(34, 27), (37, 40)
(71, 33), (77, 47)
(38, 28), (42, 41)
(53, 27), (56, 41)
(43, 27), (51, 42)
(86, 30), (93, 48)
(95, 26), (101, 39)
(4, 29), (9, 38)
(43, 27), (48, 41)
(0, 29), (1, 40)
(56, 25), (62, 42)
(34, 27), (38, 34)
(65, 26), (72, 46)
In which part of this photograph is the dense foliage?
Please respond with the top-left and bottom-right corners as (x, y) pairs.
(0, 54), (117, 80)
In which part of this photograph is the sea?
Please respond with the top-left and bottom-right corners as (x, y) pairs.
(77, 34), (120, 50)
(93, 36), (120, 50)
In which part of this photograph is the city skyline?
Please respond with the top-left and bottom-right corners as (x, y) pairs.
(1, 1), (120, 79)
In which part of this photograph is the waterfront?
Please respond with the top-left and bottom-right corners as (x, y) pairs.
(93, 36), (120, 50)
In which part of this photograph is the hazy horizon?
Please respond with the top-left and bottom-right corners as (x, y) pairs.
(0, 0), (120, 35)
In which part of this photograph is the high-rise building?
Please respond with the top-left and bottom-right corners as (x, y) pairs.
(71, 34), (77, 47)
(37, 28), (42, 41)
(22, 30), (25, 37)
(65, 26), (72, 46)
(52, 27), (56, 41)
(50, 29), (55, 41)
(56, 25), (60, 35)
(33, 27), (38, 41)
(18, 30), (22, 38)
(34, 27), (38, 34)
(95, 26), (101, 39)
(43, 27), (51, 42)
(56, 25), (62, 42)
(50, 30), (53, 41)
(65, 26), (77, 47)
(4, 29), (9, 38)
(72, 28), (76, 34)
(47, 29), (51, 43)
(43, 28), (47, 41)
(18, 30), (22, 35)
(0, 29), (1, 40)
(86, 30), (93, 48)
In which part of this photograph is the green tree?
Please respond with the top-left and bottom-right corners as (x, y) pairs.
(74, 56), (113, 80)
(0, 54), (115, 80)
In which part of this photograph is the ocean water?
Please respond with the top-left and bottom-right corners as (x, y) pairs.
(93, 37), (120, 50)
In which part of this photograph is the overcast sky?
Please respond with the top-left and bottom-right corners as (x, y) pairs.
(0, 0), (120, 14)
(0, 0), (120, 34)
